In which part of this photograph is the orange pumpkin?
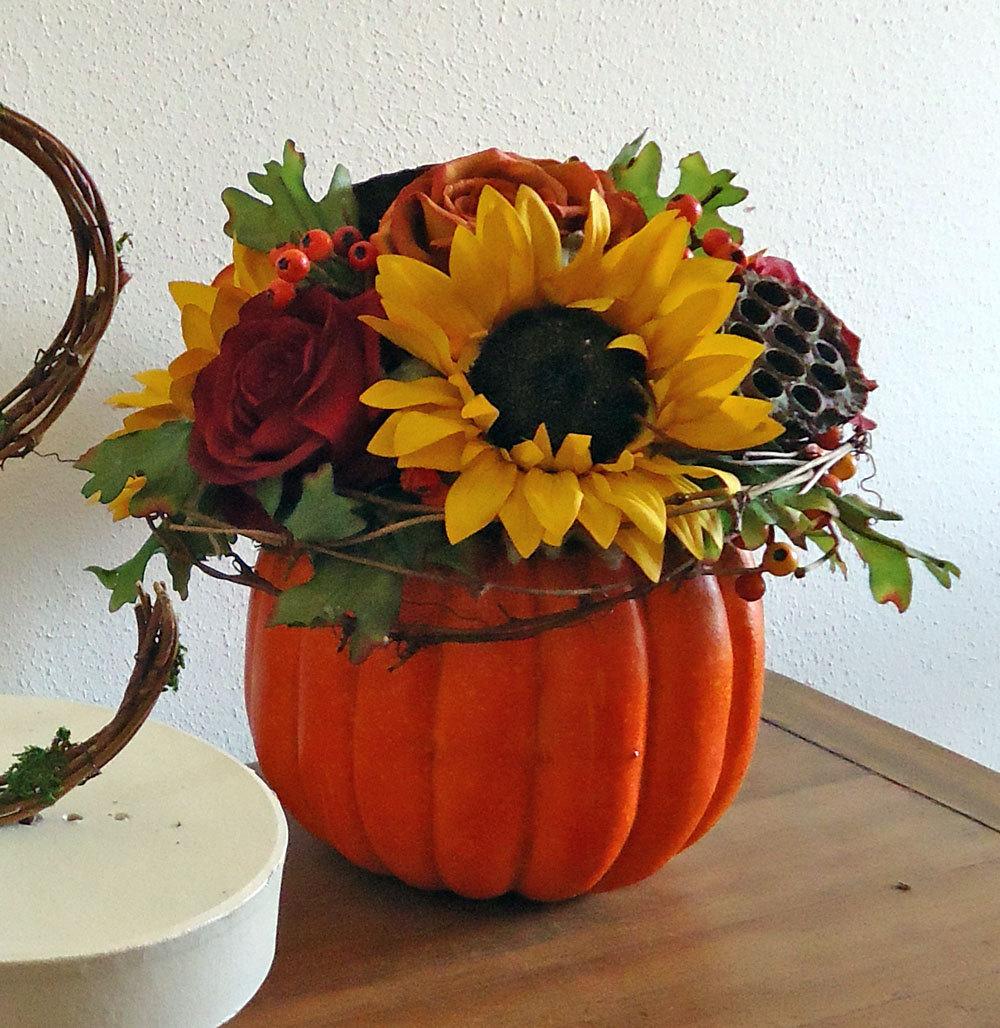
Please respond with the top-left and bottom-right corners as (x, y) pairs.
(245, 550), (764, 901)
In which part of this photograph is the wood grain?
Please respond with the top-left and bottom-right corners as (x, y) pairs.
(763, 671), (1000, 830)
(234, 696), (1000, 1026)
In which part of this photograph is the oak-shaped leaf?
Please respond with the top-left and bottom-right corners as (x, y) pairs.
(222, 141), (359, 252)
(77, 421), (199, 519)
(280, 465), (366, 543)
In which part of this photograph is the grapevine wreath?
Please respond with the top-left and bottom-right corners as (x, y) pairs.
(0, 107), (178, 826)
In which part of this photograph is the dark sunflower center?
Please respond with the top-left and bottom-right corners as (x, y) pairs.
(466, 305), (647, 465)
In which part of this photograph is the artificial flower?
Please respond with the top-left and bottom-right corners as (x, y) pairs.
(189, 286), (383, 485)
(107, 241), (273, 432)
(360, 185), (782, 580)
(373, 149), (646, 271)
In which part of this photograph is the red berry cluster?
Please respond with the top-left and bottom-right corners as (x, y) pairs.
(265, 224), (379, 309)
(662, 193), (747, 270)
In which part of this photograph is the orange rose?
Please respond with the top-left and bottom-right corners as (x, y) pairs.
(373, 148), (646, 269)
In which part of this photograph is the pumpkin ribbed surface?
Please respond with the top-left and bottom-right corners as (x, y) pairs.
(245, 552), (764, 901)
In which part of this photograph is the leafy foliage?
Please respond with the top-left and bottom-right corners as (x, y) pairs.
(833, 494), (960, 610)
(88, 536), (163, 612)
(0, 727), (72, 805)
(272, 550), (402, 663)
(222, 141), (359, 251)
(609, 135), (748, 243)
(280, 465), (365, 543)
(670, 152), (749, 244)
(77, 421), (199, 518)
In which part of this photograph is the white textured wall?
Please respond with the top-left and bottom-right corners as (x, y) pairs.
(2, 1), (998, 767)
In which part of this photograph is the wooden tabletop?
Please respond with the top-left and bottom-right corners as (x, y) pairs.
(233, 675), (1000, 1027)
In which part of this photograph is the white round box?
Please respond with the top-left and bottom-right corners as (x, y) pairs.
(0, 693), (288, 1028)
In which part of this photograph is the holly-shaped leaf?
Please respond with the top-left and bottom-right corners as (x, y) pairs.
(281, 465), (366, 543)
(271, 552), (401, 663)
(222, 141), (359, 252)
(77, 421), (199, 518)
(87, 536), (163, 612)
(255, 476), (284, 518)
(669, 152), (748, 244)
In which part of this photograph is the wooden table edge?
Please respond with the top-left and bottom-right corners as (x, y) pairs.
(763, 670), (1000, 832)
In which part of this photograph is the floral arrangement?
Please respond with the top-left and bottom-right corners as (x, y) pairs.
(79, 136), (958, 660)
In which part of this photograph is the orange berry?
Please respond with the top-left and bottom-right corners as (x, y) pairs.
(830, 454), (857, 481)
(735, 572), (766, 601)
(301, 229), (334, 261)
(348, 240), (379, 271)
(267, 278), (296, 309)
(803, 509), (832, 530)
(268, 242), (295, 266)
(701, 227), (732, 256)
(816, 427), (842, 450)
(332, 225), (363, 256)
(275, 248), (311, 283)
(819, 472), (842, 494)
(762, 542), (798, 576)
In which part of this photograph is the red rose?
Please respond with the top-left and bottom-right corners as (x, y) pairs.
(374, 149), (647, 269)
(189, 286), (383, 485)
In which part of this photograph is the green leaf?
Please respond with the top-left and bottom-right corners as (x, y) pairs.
(256, 476), (284, 518)
(772, 486), (839, 516)
(609, 133), (667, 218)
(839, 523), (914, 612)
(76, 421), (199, 518)
(222, 141), (359, 252)
(157, 524), (231, 600)
(87, 536), (163, 612)
(281, 465), (366, 543)
(669, 152), (748, 244)
(835, 493), (904, 523)
(832, 495), (959, 593)
(271, 552), (401, 663)
(738, 501), (770, 550)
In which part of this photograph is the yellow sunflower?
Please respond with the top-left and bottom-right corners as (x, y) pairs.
(359, 185), (781, 580)
(107, 241), (273, 432)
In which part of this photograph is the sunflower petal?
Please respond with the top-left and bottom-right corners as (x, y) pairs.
(375, 254), (485, 342)
(361, 377), (462, 410)
(615, 526), (664, 582)
(499, 475), (545, 558)
(168, 281), (217, 314)
(644, 283), (741, 373)
(594, 472), (667, 542)
(668, 396), (783, 450)
(397, 434), (467, 472)
(553, 433), (594, 474)
(515, 185), (561, 286)
(607, 333), (648, 358)
(578, 478), (622, 548)
(359, 310), (454, 375)
(522, 468), (583, 545)
(445, 450), (518, 543)
(392, 411), (468, 455)
(461, 393), (500, 430)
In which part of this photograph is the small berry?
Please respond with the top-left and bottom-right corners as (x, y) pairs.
(735, 572), (767, 602)
(400, 467), (449, 507)
(666, 194), (703, 226)
(762, 543), (798, 577)
(267, 278), (296, 309)
(716, 240), (747, 266)
(816, 427), (842, 450)
(830, 453), (857, 481)
(348, 239), (379, 271)
(268, 243), (295, 266)
(701, 227), (733, 256)
(332, 225), (363, 257)
(301, 228), (334, 261)
(819, 472), (842, 494)
(275, 248), (310, 283)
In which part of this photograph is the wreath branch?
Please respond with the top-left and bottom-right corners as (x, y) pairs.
(0, 585), (180, 827)
(0, 105), (121, 464)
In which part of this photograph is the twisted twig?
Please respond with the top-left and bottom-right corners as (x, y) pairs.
(0, 585), (179, 827)
(0, 105), (121, 464)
